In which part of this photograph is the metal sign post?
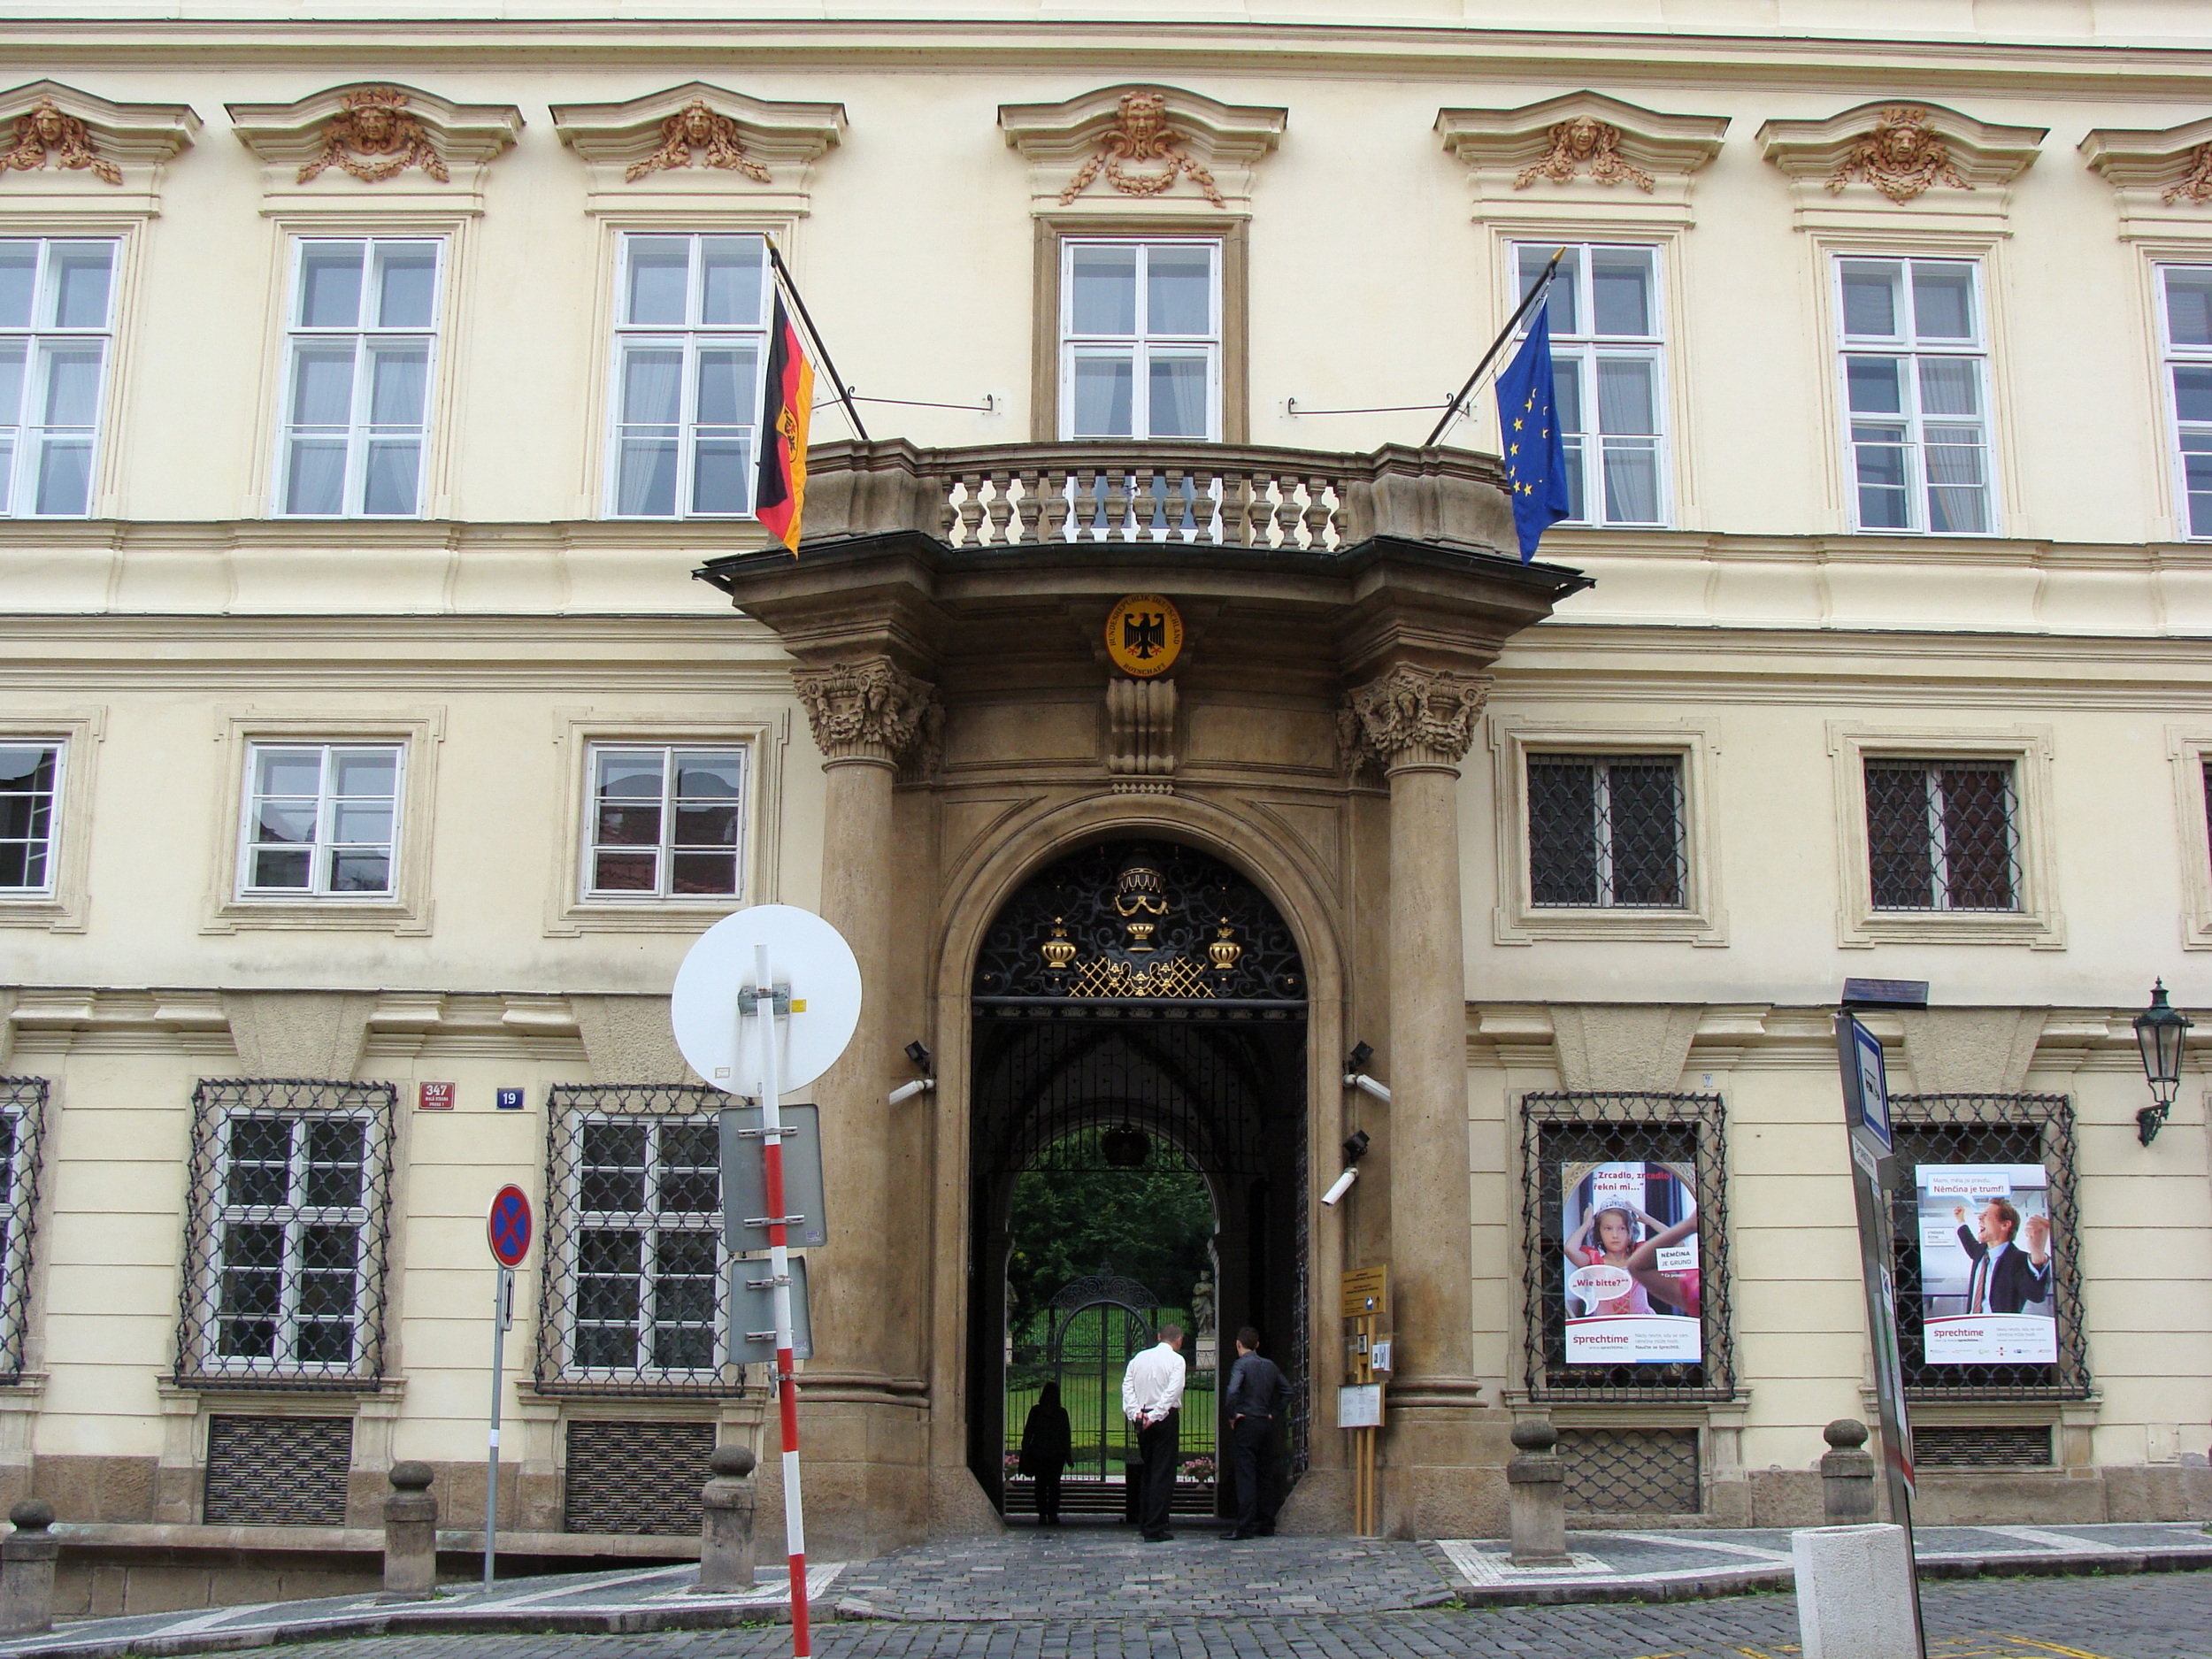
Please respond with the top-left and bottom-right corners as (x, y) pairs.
(483, 1184), (533, 1594)
(1834, 1008), (1927, 1659)
(672, 904), (861, 1659)
(1338, 1266), (1387, 1536)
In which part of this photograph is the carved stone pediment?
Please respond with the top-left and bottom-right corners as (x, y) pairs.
(227, 82), (521, 201)
(1436, 92), (1726, 219)
(1759, 102), (2043, 222)
(0, 81), (198, 204)
(2081, 116), (2212, 234)
(999, 84), (1285, 217)
(551, 82), (846, 204)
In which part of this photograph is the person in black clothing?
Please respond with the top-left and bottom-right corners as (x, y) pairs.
(1953, 1198), (2055, 1314)
(1219, 1325), (1290, 1540)
(1018, 1380), (1072, 1525)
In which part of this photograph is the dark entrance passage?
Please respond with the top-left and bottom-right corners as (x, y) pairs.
(967, 841), (1309, 1519)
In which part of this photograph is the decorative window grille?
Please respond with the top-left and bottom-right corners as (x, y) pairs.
(563, 1419), (717, 1535)
(2158, 265), (2212, 538)
(239, 743), (404, 899)
(1060, 240), (1221, 442)
(1912, 1424), (2053, 1469)
(0, 743), (62, 895)
(1558, 1426), (1701, 1516)
(584, 745), (746, 900)
(534, 1085), (745, 1396)
(1520, 1091), (1734, 1402)
(174, 1080), (396, 1389)
(203, 1415), (353, 1525)
(1836, 257), (1993, 534)
(0, 237), (118, 518)
(605, 233), (772, 518)
(1863, 759), (2020, 912)
(1527, 755), (1686, 908)
(1886, 1094), (2089, 1401)
(1516, 242), (1668, 526)
(0, 1079), (48, 1381)
(277, 237), (442, 518)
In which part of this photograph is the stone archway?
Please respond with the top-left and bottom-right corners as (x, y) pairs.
(964, 840), (1310, 1518)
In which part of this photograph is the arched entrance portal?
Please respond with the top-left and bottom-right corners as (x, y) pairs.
(967, 841), (1309, 1518)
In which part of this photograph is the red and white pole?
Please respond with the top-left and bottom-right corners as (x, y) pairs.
(751, 945), (810, 1657)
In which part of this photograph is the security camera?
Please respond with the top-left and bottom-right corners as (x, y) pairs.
(1321, 1167), (1359, 1206)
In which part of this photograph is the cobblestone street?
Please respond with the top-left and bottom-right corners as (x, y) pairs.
(144, 1573), (2212, 1659)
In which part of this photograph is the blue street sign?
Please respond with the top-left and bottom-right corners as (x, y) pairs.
(495, 1088), (525, 1110)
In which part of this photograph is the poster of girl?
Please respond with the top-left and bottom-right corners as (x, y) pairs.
(1562, 1161), (1702, 1363)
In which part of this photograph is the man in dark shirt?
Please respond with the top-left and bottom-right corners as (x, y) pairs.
(1220, 1325), (1290, 1540)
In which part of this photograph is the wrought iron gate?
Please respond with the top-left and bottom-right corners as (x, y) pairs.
(968, 841), (1310, 1517)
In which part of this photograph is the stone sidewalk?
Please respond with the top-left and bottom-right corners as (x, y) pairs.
(0, 1521), (2203, 1656)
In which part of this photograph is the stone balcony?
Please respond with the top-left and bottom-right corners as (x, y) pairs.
(786, 437), (1528, 557)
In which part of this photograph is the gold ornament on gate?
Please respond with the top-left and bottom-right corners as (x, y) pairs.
(1106, 593), (1183, 678)
(1040, 918), (1077, 970)
(1208, 918), (1242, 972)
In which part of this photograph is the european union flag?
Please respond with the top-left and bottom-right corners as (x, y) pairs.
(1495, 308), (1571, 561)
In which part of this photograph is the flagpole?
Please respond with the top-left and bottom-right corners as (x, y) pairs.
(1424, 248), (1565, 448)
(763, 238), (871, 442)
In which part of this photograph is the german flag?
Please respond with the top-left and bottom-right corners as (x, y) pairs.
(754, 293), (813, 554)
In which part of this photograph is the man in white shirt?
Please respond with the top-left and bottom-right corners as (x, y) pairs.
(1121, 1324), (1187, 1541)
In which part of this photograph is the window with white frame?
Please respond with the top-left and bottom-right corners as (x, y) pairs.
(1836, 257), (1993, 534)
(606, 234), (771, 518)
(2158, 265), (2212, 538)
(277, 237), (442, 518)
(571, 1116), (724, 1374)
(585, 745), (745, 900)
(1527, 753), (1686, 908)
(1864, 757), (2021, 911)
(176, 1080), (395, 1386)
(239, 742), (403, 899)
(0, 238), (117, 518)
(1060, 240), (1219, 441)
(1517, 244), (1667, 526)
(0, 741), (62, 895)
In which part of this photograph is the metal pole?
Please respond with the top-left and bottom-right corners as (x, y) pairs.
(484, 1263), (511, 1593)
(1422, 249), (1565, 447)
(763, 238), (870, 443)
(752, 943), (810, 1658)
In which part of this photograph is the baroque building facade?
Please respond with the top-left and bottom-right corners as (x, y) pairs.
(0, 0), (2209, 1609)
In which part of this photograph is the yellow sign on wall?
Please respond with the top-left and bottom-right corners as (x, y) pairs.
(1105, 593), (1183, 678)
(1340, 1265), (1389, 1317)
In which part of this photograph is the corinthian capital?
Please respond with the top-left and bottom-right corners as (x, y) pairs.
(793, 658), (938, 767)
(1339, 664), (1489, 777)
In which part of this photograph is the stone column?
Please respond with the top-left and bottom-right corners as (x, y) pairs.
(695, 1444), (759, 1593)
(0, 1500), (57, 1636)
(790, 657), (937, 1556)
(381, 1462), (437, 1599)
(1341, 664), (1498, 1537)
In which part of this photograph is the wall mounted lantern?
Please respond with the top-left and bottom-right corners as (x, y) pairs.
(2131, 980), (2190, 1148)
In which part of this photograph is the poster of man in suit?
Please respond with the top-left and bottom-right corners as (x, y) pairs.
(1915, 1164), (2057, 1364)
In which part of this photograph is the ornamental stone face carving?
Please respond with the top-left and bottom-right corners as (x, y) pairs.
(1826, 107), (1970, 203)
(1061, 90), (1224, 208)
(3, 99), (119, 185)
(626, 99), (771, 183)
(299, 87), (448, 185)
(792, 659), (939, 766)
(1515, 118), (1655, 193)
(2165, 143), (2212, 207)
(1338, 665), (1490, 777)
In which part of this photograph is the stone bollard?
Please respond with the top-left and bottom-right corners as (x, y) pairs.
(1819, 1419), (1878, 1525)
(0, 1499), (58, 1636)
(1792, 1524), (1918, 1659)
(382, 1462), (439, 1600)
(695, 1444), (758, 1594)
(1506, 1418), (1569, 1565)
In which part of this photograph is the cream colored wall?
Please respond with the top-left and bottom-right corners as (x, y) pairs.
(2, 6), (2209, 1502)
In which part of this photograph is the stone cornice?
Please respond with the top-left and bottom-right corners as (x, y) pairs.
(1759, 100), (2046, 228)
(1436, 91), (1727, 221)
(0, 79), (199, 206)
(227, 81), (521, 206)
(2080, 114), (2212, 235)
(550, 81), (845, 211)
(999, 83), (1285, 217)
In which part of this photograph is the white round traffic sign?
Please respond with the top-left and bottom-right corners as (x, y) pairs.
(671, 903), (862, 1095)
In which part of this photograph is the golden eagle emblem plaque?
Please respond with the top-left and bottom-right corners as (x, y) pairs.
(1105, 593), (1183, 678)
